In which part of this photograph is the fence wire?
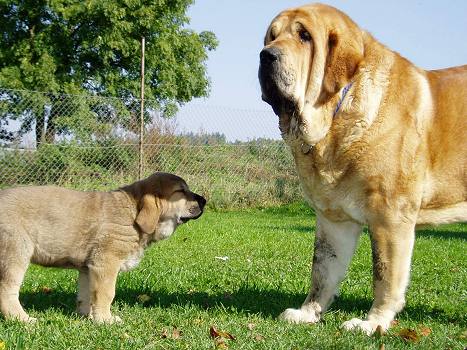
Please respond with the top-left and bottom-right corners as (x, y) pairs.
(0, 88), (301, 208)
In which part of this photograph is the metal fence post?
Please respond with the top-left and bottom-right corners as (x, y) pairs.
(138, 37), (145, 180)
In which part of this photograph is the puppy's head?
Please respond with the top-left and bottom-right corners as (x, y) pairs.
(129, 172), (206, 240)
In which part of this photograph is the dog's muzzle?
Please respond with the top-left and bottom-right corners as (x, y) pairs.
(258, 47), (296, 115)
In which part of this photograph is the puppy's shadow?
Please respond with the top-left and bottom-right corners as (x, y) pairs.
(19, 287), (465, 326)
(20, 290), (77, 316)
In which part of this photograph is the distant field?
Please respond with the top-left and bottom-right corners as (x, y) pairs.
(0, 203), (465, 349)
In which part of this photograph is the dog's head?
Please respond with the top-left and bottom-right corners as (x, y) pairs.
(258, 4), (364, 144)
(126, 172), (206, 240)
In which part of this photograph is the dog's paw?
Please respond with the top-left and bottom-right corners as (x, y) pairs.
(21, 315), (37, 323)
(278, 308), (320, 324)
(342, 318), (384, 335)
(90, 314), (122, 324)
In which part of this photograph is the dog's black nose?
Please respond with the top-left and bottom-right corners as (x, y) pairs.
(260, 47), (281, 65)
(195, 194), (206, 210)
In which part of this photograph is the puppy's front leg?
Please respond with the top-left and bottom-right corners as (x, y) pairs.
(88, 261), (122, 324)
(342, 221), (415, 335)
(280, 215), (362, 323)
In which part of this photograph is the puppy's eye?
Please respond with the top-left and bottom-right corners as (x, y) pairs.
(299, 30), (311, 43)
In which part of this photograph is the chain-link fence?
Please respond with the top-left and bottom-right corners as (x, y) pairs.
(0, 88), (301, 208)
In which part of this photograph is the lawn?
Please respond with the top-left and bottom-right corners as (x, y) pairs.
(0, 203), (465, 349)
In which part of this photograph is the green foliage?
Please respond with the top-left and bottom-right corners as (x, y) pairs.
(0, 0), (218, 145)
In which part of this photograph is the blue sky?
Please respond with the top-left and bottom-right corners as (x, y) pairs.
(177, 1), (467, 140)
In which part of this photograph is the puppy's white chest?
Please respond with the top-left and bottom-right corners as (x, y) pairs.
(120, 249), (144, 272)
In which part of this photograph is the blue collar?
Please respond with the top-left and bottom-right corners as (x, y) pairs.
(333, 82), (353, 118)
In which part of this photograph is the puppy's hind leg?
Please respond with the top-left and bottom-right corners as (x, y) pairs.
(0, 241), (35, 322)
(76, 268), (91, 316)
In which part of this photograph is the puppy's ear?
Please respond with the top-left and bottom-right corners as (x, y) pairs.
(323, 30), (362, 95)
(135, 194), (160, 234)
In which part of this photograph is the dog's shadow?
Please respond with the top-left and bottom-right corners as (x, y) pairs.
(19, 286), (465, 326)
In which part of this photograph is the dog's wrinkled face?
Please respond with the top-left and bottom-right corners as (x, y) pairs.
(134, 173), (206, 240)
(259, 4), (364, 144)
(259, 8), (314, 116)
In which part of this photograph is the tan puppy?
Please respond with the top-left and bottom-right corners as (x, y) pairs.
(259, 3), (466, 334)
(0, 172), (206, 323)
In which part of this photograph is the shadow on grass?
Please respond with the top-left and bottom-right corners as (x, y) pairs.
(20, 286), (465, 326)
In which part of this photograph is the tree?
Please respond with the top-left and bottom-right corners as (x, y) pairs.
(0, 0), (218, 147)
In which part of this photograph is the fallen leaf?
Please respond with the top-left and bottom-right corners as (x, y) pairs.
(247, 323), (256, 331)
(419, 326), (432, 337)
(254, 334), (265, 341)
(41, 286), (53, 294)
(0, 340), (5, 350)
(161, 327), (182, 339)
(137, 294), (151, 303)
(398, 328), (420, 343)
(172, 327), (182, 339)
(210, 326), (236, 340)
(161, 328), (169, 339)
(214, 339), (229, 349)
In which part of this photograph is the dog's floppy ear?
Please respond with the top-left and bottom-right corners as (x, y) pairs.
(323, 30), (362, 95)
(135, 194), (160, 234)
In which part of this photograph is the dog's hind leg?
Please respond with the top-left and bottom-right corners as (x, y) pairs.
(76, 268), (91, 316)
(0, 236), (35, 322)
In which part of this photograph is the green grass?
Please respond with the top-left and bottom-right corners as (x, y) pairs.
(0, 203), (465, 349)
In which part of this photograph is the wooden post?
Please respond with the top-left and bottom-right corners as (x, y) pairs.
(138, 37), (145, 180)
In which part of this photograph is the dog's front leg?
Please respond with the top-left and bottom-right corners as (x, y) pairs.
(342, 221), (415, 335)
(280, 214), (362, 323)
(88, 261), (122, 324)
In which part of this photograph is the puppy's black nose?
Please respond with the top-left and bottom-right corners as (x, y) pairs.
(195, 194), (206, 210)
(260, 47), (281, 65)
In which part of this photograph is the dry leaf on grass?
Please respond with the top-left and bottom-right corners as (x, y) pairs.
(214, 339), (229, 349)
(41, 286), (53, 294)
(419, 326), (432, 337)
(247, 323), (256, 331)
(398, 328), (420, 343)
(254, 334), (265, 341)
(137, 294), (151, 303)
(172, 327), (182, 339)
(210, 326), (236, 340)
(161, 327), (182, 339)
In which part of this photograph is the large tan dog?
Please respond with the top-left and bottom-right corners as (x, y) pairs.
(0, 172), (206, 323)
(259, 3), (466, 334)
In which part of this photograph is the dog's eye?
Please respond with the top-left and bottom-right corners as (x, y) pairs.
(299, 30), (311, 43)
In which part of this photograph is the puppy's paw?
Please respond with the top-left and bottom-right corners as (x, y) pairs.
(90, 313), (123, 324)
(342, 318), (384, 335)
(23, 315), (37, 323)
(278, 308), (320, 324)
